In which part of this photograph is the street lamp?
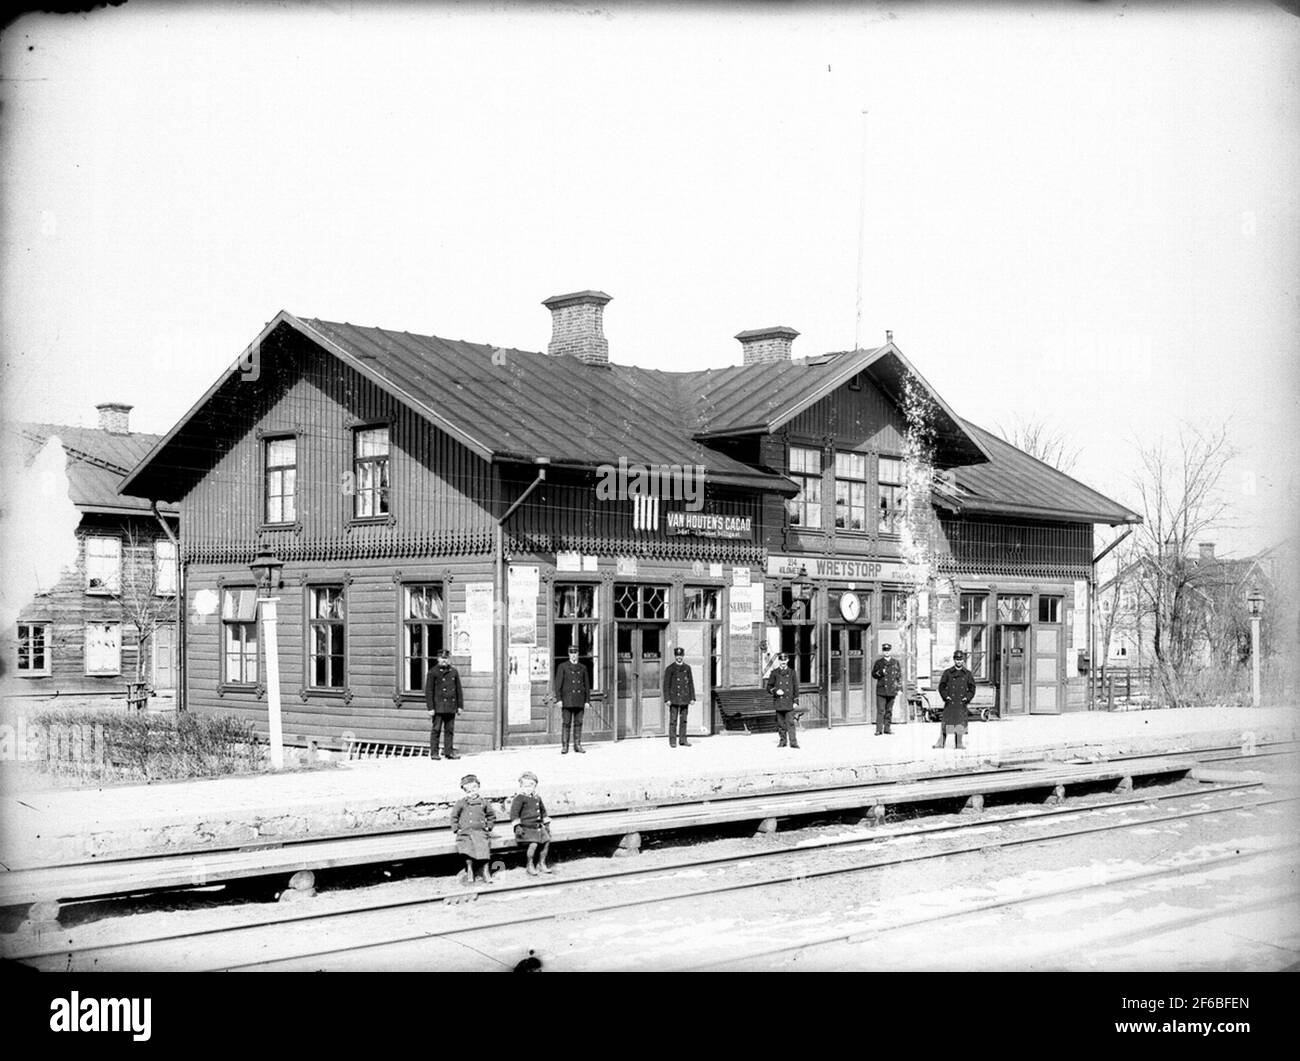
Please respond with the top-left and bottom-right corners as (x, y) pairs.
(249, 549), (285, 768)
(1247, 585), (1264, 709)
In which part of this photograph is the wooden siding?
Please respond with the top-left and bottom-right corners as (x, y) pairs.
(4, 513), (176, 699)
(504, 471), (764, 563)
(181, 327), (495, 564)
(786, 373), (907, 455)
(186, 557), (497, 751)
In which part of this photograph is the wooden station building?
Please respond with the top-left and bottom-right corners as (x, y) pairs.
(120, 292), (1139, 753)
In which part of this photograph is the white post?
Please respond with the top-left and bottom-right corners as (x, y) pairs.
(1250, 614), (1261, 708)
(259, 595), (284, 768)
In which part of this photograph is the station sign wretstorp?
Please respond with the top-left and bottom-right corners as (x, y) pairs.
(767, 554), (913, 583)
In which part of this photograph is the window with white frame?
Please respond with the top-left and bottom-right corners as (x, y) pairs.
(84, 622), (121, 675)
(308, 585), (346, 689)
(264, 436), (297, 525)
(17, 623), (52, 675)
(403, 584), (444, 692)
(787, 446), (822, 528)
(834, 452), (867, 531)
(222, 588), (258, 685)
(85, 536), (121, 594)
(877, 456), (904, 535)
(959, 592), (988, 679)
(354, 426), (390, 518)
(880, 589), (907, 625)
(155, 540), (178, 596)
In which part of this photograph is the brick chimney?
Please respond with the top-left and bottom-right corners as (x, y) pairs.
(543, 290), (613, 365)
(736, 326), (799, 366)
(1198, 542), (1216, 561)
(96, 402), (132, 434)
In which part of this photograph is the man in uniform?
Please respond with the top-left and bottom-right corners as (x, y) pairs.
(553, 645), (591, 754)
(424, 647), (463, 760)
(935, 649), (976, 749)
(870, 642), (902, 735)
(765, 652), (801, 749)
(662, 646), (696, 748)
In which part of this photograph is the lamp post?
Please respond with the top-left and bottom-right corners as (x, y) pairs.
(250, 549), (285, 768)
(1247, 585), (1264, 709)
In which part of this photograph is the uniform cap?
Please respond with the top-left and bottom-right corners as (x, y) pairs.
(674, 647), (685, 656)
(437, 648), (452, 659)
(952, 650), (967, 660)
(881, 643), (892, 651)
(519, 770), (538, 783)
(460, 773), (479, 786)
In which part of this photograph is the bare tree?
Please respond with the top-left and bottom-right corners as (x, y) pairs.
(1127, 425), (1235, 708)
(998, 414), (1081, 474)
(111, 528), (177, 690)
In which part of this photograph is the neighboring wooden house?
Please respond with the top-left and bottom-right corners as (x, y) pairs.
(1098, 540), (1285, 670)
(121, 293), (1137, 753)
(2, 406), (180, 704)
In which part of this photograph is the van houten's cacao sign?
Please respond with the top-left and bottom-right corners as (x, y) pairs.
(665, 510), (753, 539)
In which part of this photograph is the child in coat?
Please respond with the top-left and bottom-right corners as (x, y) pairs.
(509, 771), (553, 876)
(450, 773), (497, 885)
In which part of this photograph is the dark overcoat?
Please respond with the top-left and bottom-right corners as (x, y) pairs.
(451, 794), (496, 860)
(871, 655), (903, 698)
(663, 661), (696, 705)
(553, 660), (591, 709)
(766, 666), (798, 710)
(510, 792), (551, 844)
(424, 664), (463, 716)
(938, 664), (977, 726)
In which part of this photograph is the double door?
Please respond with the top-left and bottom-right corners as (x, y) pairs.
(828, 623), (870, 724)
(615, 623), (666, 737)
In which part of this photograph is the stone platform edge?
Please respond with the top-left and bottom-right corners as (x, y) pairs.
(5, 721), (1294, 869)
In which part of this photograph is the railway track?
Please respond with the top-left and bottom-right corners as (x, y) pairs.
(11, 778), (1293, 971)
(5, 740), (1289, 911)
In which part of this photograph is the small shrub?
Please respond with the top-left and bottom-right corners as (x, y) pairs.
(29, 710), (261, 782)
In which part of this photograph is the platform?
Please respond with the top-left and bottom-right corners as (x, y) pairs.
(1, 706), (1295, 874)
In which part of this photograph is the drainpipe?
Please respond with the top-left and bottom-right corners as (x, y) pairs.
(494, 458), (549, 749)
(152, 502), (183, 711)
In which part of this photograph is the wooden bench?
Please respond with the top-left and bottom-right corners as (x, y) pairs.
(714, 686), (807, 734)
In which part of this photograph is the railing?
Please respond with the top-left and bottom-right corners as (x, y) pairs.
(1090, 666), (1157, 709)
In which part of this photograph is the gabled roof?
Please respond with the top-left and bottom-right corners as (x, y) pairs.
(944, 422), (1141, 525)
(11, 422), (178, 517)
(120, 311), (799, 501)
(686, 343), (991, 468)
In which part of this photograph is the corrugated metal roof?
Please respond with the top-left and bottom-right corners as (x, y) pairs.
(12, 422), (179, 515)
(951, 421), (1140, 525)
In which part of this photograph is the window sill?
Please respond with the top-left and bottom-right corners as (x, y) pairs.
(259, 522), (297, 533)
(16, 672), (51, 679)
(348, 516), (393, 528)
(85, 671), (122, 678)
(305, 686), (349, 698)
(219, 682), (260, 695)
(84, 589), (118, 597)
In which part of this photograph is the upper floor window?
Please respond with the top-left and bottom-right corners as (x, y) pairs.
(85, 536), (121, 594)
(17, 623), (52, 676)
(354, 426), (390, 519)
(308, 585), (346, 689)
(264, 436), (297, 525)
(834, 452), (867, 531)
(877, 456), (904, 535)
(155, 540), (178, 596)
(403, 584), (445, 693)
(787, 446), (822, 529)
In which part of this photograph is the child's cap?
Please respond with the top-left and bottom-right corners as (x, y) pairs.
(519, 770), (538, 783)
(460, 773), (479, 787)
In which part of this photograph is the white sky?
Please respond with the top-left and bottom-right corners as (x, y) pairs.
(2, 1), (1297, 557)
